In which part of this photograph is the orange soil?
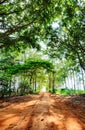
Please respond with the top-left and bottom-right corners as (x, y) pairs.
(0, 92), (85, 130)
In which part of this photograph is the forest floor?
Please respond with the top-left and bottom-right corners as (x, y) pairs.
(0, 92), (85, 130)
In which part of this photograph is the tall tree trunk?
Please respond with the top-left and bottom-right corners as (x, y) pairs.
(34, 73), (36, 92)
(52, 72), (55, 93)
(48, 73), (52, 92)
(77, 73), (80, 90)
(64, 78), (67, 88)
(73, 70), (76, 92)
(32, 77), (35, 91)
(81, 68), (85, 90)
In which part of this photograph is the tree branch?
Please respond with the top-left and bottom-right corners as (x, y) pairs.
(0, 0), (8, 4)
(0, 18), (37, 39)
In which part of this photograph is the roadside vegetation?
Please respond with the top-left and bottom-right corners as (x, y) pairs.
(0, 0), (85, 98)
(55, 88), (85, 95)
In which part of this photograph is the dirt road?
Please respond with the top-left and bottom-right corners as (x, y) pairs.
(0, 92), (85, 130)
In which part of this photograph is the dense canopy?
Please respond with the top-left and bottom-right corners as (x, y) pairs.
(0, 0), (85, 70)
(0, 0), (85, 96)
(7, 59), (54, 75)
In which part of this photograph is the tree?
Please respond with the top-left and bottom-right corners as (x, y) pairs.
(46, 0), (85, 70)
(0, 0), (59, 49)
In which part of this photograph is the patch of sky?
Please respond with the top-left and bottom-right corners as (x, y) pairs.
(51, 22), (59, 29)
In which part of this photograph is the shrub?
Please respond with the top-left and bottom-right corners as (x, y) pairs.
(19, 80), (32, 95)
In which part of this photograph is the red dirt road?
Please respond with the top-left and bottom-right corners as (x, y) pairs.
(0, 92), (85, 130)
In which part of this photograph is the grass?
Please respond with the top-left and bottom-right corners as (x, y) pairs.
(55, 88), (85, 95)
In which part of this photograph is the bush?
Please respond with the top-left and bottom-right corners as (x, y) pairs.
(19, 80), (32, 95)
(0, 77), (12, 97)
(55, 88), (85, 95)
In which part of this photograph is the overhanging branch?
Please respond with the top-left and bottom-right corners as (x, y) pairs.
(0, 18), (37, 40)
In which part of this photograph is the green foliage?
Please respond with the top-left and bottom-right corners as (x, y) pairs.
(46, 0), (85, 70)
(55, 88), (85, 95)
(32, 89), (40, 94)
(0, 0), (85, 96)
(19, 80), (32, 95)
(6, 59), (54, 75)
(0, 0), (58, 49)
(0, 76), (12, 97)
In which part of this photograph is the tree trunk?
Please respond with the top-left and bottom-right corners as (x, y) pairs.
(73, 70), (76, 92)
(81, 68), (85, 90)
(48, 73), (52, 92)
(34, 73), (37, 92)
(52, 73), (55, 93)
